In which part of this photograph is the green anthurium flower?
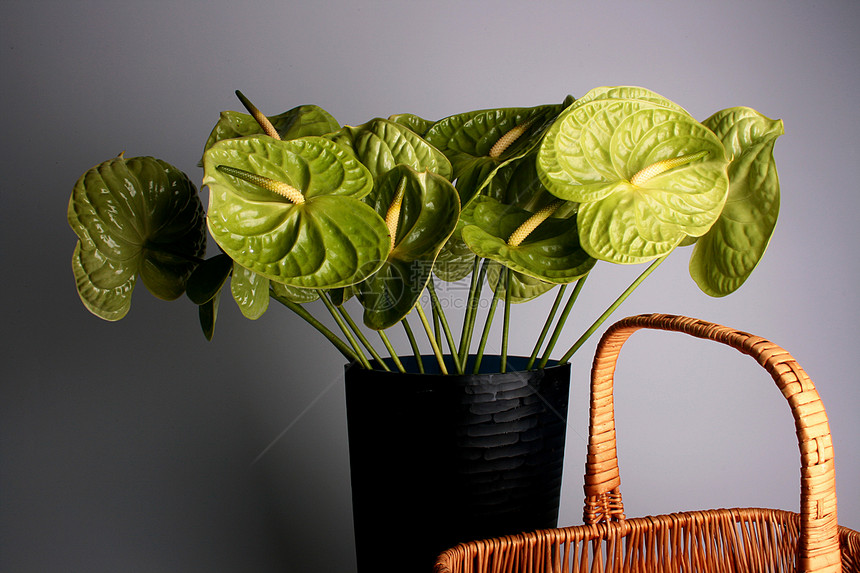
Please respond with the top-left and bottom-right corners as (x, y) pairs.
(690, 107), (784, 296)
(331, 118), (453, 181)
(537, 87), (730, 264)
(433, 152), (577, 284)
(203, 135), (391, 289)
(424, 102), (567, 205)
(68, 155), (207, 320)
(200, 101), (340, 164)
(387, 112), (435, 136)
(486, 261), (555, 303)
(460, 195), (595, 284)
(355, 165), (461, 330)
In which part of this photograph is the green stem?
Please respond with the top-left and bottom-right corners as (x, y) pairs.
(427, 280), (463, 375)
(401, 318), (424, 374)
(415, 302), (448, 375)
(538, 275), (588, 369)
(336, 304), (389, 371)
(378, 330), (406, 373)
(527, 284), (567, 370)
(270, 291), (358, 363)
(320, 294), (371, 369)
(459, 258), (488, 366)
(472, 271), (504, 374)
(432, 297), (442, 349)
(501, 268), (512, 373)
(558, 255), (668, 364)
(457, 256), (482, 360)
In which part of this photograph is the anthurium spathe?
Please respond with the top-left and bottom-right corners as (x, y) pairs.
(690, 107), (784, 296)
(537, 87), (730, 264)
(203, 135), (391, 289)
(328, 118), (453, 182)
(68, 154), (207, 320)
(460, 195), (595, 284)
(355, 165), (460, 330)
(424, 102), (568, 205)
(200, 93), (340, 161)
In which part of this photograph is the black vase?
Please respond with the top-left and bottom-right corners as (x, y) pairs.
(345, 355), (571, 573)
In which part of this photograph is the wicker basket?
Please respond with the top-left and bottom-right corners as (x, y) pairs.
(435, 314), (860, 572)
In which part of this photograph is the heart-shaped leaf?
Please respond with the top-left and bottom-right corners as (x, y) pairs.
(68, 155), (207, 320)
(433, 235), (475, 282)
(424, 102), (565, 205)
(201, 104), (339, 162)
(335, 118), (453, 181)
(186, 253), (233, 305)
(486, 261), (555, 303)
(356, 165), (460, 330)
(537, 87), (730, 264)
(460, 196), (595, 283)
(432, 152), (575, 284)
(204, 136), (391, 289)
(387, 113), (434, 136)
(690, 107), (784, 296)
(231, 262), (270, 319)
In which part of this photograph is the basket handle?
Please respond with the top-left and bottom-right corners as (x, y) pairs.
(583, 314), (842, 573)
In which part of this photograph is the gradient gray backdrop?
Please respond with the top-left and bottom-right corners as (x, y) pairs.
(2, 1), (858, 571)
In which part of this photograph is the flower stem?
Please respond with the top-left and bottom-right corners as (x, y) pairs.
(459, 258), (488, 366)
(336, 303), (389, 371)
(269, 290), (358, 363)
(538, 275), (588, 369)
(415, 302), (448, 375)
(378, 330), (405, 373)
(401, 318), (424, 374)
(472, 271), (504, 374)
(427, 279), (463, 375)
(500, 268), (513, 372)
(527, 284), (567, 370)
(320, 294), (371, 369)
(558, 255), (668, 364)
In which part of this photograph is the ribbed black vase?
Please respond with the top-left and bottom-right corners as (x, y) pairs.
(345, 355), (570, 573)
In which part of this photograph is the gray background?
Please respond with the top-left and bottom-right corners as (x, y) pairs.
(2, 1), (858, 571)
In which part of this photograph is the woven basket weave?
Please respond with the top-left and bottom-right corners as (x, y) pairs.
(435, 314), (860, 572)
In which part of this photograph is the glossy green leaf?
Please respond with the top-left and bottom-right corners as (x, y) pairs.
(485, 152), (576, 216)
(424, 103), (565, 204)
(460, 196), (595, 283)
(186, 253), (233, 305)
(71, 242), (135, 321)
(271, 280), (320, 304)
(486, 261), (555, 303)
(356, 165), (461, 330)
(537, 87), (730, 264)
(387, 113), (434, 136)
(433, 236), (475, 282)
(690, 108), (784, 296)
(68, 155), (206, 320)
(201, 104), (339, 160)
(338, 118), (453, 181)
(204, 136), (391, 288)
(231, 262), (270, 319)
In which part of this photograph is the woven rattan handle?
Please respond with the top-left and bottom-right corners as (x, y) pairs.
(583, 314), (841, 572)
